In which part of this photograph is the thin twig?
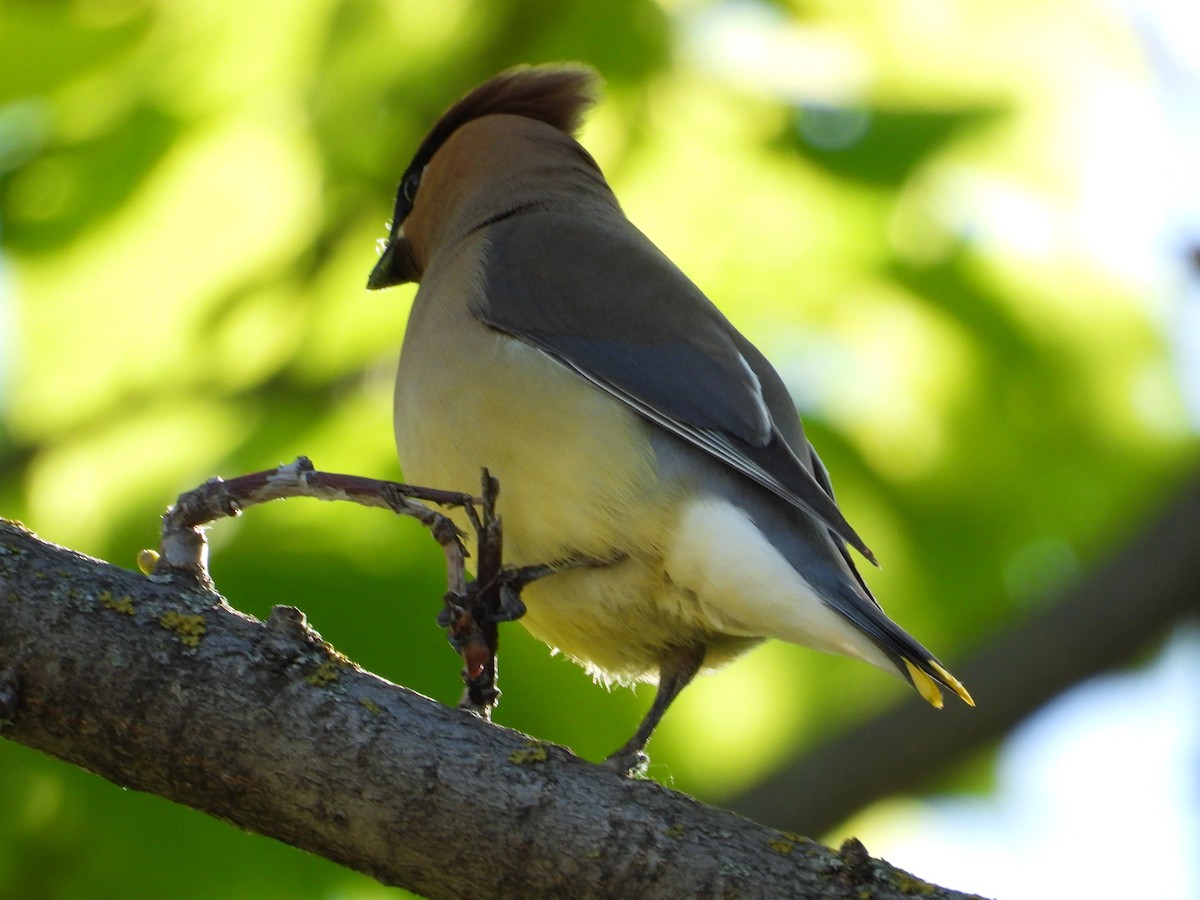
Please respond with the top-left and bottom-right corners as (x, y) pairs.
(153, 456), (509, 713)
(459, 470), (505, 716)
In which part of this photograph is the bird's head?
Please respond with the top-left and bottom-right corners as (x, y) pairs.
(368, 63), (603, 290)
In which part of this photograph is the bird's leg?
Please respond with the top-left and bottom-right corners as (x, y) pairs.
(602, 643), (706, 777)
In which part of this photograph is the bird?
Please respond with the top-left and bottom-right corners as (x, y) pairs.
(367, 63), (973, 774)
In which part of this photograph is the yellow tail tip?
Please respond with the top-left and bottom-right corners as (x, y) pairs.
(903, 658), (975, 709)
(928, 659), (975, 707)
(903, 659), (944, 709)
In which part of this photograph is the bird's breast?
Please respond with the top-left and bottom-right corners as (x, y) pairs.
(395, 276), (734, 679)
(395, 318), (668, 562)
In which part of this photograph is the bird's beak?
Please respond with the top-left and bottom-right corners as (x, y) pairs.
(367, 241), (400, 290)
(367, 235), (420, 290)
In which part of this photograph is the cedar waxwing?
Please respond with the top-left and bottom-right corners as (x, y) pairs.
(368, 64), (973, 773)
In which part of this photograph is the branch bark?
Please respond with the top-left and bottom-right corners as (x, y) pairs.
(727, 472), (1200, 835)
(0, 520), (985, 900)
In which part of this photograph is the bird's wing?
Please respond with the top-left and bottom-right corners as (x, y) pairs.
(805, 440), (884, 608)
(474, 211), (876, 564)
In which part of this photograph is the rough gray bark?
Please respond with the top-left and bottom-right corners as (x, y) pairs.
(728, 473), (1200, 835)
(0, 521), (986, 900)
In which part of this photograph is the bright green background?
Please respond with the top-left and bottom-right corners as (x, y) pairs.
(0, 0), (1193, 897)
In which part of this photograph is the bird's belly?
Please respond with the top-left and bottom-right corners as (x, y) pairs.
(395, 333), (747, 679)
(518, 558), (759, 683)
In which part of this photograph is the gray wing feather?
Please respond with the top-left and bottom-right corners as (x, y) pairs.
(477, 211), (877, 563)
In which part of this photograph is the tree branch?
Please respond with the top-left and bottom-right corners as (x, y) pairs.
(152, 456), (479, 591)
(0, 519), (984, 899)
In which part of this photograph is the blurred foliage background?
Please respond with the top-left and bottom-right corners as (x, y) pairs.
(0, 0), (1196, 897)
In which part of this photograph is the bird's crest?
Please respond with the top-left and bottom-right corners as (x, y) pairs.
(407, 64), (600, 177)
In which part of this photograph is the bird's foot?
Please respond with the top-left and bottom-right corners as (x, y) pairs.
(486, 563), (555, 623)
(488, 552), (627, 623)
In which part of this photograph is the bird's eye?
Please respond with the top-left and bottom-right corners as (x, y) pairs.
(402, 171), (422, 204)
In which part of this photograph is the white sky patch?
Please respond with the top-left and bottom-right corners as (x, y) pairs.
(1073, 72), (1173, 287)
(679, 0), (871, 103)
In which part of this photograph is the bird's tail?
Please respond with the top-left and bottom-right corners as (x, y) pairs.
(830, 583), (974, 709)
(901, 656), (974, 709)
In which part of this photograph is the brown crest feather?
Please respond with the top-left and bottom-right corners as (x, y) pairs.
(407, 64), (600, 176)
